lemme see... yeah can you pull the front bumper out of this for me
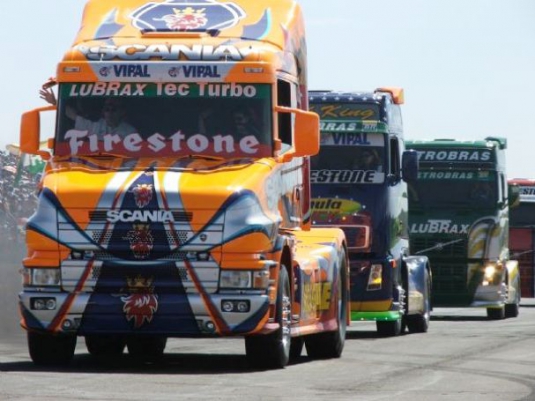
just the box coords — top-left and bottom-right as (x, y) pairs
(19, 290), (271, 337)
(470, 282), (508, 308)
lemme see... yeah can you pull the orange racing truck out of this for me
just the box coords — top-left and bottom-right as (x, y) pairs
(18, 0), (349, 369)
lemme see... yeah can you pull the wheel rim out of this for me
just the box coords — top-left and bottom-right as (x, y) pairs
(281, 279), (291, 353)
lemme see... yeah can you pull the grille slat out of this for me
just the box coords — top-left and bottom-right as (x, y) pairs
(411, 236), (467, 257)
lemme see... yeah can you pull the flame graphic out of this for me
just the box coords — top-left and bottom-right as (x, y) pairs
(121, 275), (159, 328)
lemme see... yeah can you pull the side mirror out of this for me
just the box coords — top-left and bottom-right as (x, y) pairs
(401, 149), (419, 183)
(20, 106), (55, 159)
(276, 106), (319, 161)
(508, 183), (520, 208)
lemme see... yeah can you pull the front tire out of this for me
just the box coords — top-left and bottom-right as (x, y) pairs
(126, 336), (167, 363)
(505, 302), (519, 318)
(85, 335), (126, 357)
(376, 319), (402, 336)
(305, 249), (348, 359)
(245, 267), (291, 369)
(28, 332), (76, 366)
(487, 306), (505, 320)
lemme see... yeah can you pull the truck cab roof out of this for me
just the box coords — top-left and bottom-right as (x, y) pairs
(309, 87), (404, 105)
(406, 137), (507, 150)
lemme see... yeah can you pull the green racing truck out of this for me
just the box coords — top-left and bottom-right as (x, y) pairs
(406, 137), (521, 319)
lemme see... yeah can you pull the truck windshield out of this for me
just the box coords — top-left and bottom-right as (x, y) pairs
(311, 132), (385, 184)
(510, 186), (535, 225)
(510, 202), (535, 226)
(409, 170), (498, 208)
(55, 82), (273, 159)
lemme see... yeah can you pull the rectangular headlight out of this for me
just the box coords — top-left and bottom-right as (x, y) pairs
(220, 270), (252, 289)
(367, 264), (382, 291)
(25, 268), (61, 287)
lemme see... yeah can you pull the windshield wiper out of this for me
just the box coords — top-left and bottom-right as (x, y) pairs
(414, 238), (464, 255)
(511, 249), (534, 259)
(186, 155), (226, 161)
(90, 152), (130, 159)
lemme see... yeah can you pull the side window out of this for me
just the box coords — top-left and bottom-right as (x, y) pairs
(500, 173), (506, 203)
(391, 105), (403, 134)
(389, 136), (401, 179)
(277, 79), (293, 148)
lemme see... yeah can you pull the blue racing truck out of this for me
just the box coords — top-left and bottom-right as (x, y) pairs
(309, 88), (431, 335)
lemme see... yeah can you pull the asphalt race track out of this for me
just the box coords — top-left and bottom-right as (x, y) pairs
(1, 246), (534, 401)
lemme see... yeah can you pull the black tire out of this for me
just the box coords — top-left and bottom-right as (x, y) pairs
(376, 282), (404, 337)
(127, 336), (167, 363)
(505, 302), (519, 318)
(28, 331), (77, 366)
(376, 319), (402, 337)
(245, 267), (291, 369)
(85, 335), (126, 357)
(406, 269), (431, 333)
(289, 336), (304, 359)
(487, 307), (505, 320)
(305, 249), (348, 359)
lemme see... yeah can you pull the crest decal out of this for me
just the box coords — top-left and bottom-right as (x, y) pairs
(121, 275), (159, 328)
(125, 224), (154, 259)
(132, 183), (154, 208)
(130, 0), (246, 32)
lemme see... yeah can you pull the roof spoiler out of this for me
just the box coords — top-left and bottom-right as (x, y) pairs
(375, 87), (404, 105)
(485, 136), (507, 150)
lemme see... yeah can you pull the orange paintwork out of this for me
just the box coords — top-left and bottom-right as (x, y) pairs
(19, 1), (348, 367)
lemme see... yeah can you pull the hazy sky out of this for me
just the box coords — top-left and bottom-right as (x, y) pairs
(1, 1), (534, 177)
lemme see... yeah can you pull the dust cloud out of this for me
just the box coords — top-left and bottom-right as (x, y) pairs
(0, 244), (26, 342)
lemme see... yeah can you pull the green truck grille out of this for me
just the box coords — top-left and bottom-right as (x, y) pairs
(410, 236), (468, 258)
(411, 236), (472, 305)
(431, 263), (467, 292)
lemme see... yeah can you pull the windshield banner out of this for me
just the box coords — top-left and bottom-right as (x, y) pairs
(62, 82), (267, 99)
(56, 83), (272, 158)
(320, 132), (384, 147)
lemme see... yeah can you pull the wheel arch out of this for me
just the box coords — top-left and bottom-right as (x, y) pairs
(402, 254), (431, 313)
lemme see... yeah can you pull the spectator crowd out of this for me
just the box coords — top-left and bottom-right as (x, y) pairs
(0, 150), (41, 248)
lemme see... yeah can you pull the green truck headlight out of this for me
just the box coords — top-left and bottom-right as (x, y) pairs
(484, 265), (496, 280)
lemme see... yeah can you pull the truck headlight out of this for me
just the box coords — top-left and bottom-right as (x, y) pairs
(484, 265), (496, 280)
(220, 271), (252, 289)
(24, 268), (61, 287)
(219, 269), (270, 289)
(483, 264), (501, 286)
(367, 264), (382, 291)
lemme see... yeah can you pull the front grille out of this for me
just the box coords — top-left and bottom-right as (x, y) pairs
(343, 226), (370, 250)
(411, 236), (467, 258)
(92, 229), (190, 246)
(91, 250), (189, 261)
(432, 263), (467, 294)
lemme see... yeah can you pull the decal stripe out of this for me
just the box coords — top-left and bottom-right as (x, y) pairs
(48, 260), (95, 332)
(157, 170), (183, 251)
(96, 169), (145, 248)
(184, 260), (230, 334)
